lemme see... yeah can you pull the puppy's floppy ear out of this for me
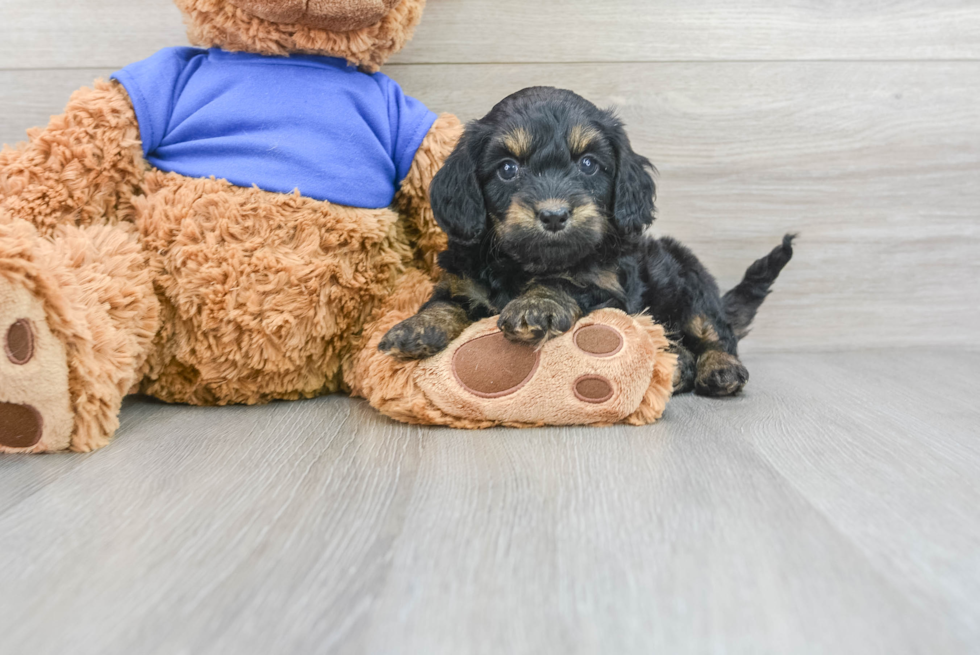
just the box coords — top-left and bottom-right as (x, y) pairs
(430, 127), (487, 246)
(608, 118), (656, 234)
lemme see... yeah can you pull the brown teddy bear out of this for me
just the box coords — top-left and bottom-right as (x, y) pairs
(0, 0), (675, 453)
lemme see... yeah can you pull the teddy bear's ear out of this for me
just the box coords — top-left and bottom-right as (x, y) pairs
(430, 128), (487, 247)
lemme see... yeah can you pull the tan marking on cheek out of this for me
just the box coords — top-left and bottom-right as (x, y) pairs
(569, 124), (602, 154)
(500, 127), (532, 158)
(569, 202), (605, 231)
(505, 199), (537, 229)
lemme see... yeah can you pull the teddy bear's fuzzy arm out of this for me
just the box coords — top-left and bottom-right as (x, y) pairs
(394, 112), (463, 274)
(0, 80), (146, 236)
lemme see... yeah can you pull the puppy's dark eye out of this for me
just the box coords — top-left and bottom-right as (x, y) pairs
(579, 156), (599, 176)
(498, 159), (520, 182)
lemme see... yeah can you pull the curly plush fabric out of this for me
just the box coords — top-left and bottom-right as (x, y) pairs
(0, 220), (158, 452)
(175, 0), (426, 72)
(229, 0), (403, 32)
(0, 73), (463, 450)
(134, 170), (410, 405)
(0, 81), (146, 235)
(0, 0), (675, 452)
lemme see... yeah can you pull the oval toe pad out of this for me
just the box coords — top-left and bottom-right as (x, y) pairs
(574, 324), (623, 357)
(0, 402), (43, 449)
(452, 332), (540, 398)
(573, 375), (615, 403)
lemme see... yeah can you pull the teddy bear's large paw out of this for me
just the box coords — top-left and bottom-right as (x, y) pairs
(413, 309), (675, 426)
(0, 276), (73, 453)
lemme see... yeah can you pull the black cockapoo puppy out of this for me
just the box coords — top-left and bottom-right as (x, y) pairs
(380, 87), (794, 396)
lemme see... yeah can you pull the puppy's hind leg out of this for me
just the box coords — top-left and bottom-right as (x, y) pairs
(684, 315), (749, 397)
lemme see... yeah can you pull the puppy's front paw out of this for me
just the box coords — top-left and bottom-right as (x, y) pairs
(498, 295), (578, 346)
(379, 303), (472, 360)
(379, 316), (453, 360)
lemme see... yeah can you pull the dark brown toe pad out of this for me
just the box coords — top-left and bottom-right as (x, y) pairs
(5, 319), (35, 365)
(573, 375), (615, 403)
(574, 324), (623, 357)
(0, 402), (43, 449)
(452, 332), (540, 398)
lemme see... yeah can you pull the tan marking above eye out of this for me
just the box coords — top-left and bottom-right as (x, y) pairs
(504, 199), (537, 228)
(568, 124), (601, 154)
(500, 128), (532, 158)
(5, 319), (35, 365)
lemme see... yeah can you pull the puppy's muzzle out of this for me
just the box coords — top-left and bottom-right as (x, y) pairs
(536, 200), (571, 233)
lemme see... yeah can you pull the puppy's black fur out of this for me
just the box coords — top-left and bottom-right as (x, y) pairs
(379, 87), (794, 396)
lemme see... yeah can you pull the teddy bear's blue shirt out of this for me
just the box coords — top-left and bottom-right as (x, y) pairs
(112, 47), (437, 209)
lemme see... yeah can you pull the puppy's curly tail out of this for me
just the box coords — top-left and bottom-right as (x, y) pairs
(722, 234), (796, 340)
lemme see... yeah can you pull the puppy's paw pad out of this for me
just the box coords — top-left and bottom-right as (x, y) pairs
(452, 332), (539, 398)
(695, 351), (749, 397)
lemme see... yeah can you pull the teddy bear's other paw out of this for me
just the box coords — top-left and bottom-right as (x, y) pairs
(498, 293), (578, 347)
(694, 350), (749, 397)
(0, 277), (73, 453)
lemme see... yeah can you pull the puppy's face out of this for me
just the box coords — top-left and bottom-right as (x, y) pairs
(481, 113), (617, 272)
(431, 87), (656, 274)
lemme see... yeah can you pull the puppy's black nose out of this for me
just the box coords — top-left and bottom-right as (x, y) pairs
(537, 207), (571, 232)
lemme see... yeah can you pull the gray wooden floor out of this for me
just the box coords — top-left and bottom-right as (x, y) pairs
(1, 349), (977, 654)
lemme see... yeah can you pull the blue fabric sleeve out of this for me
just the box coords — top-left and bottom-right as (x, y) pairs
(381, 74), (438, 186)
(111, 47), (206, 157)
